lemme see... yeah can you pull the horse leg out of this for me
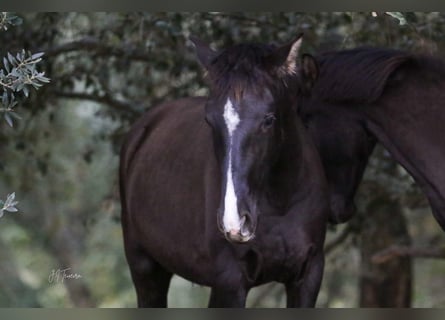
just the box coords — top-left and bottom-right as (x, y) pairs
(208, 287), (248, 307)
(126, 249), (173, 307)
(285, 250), (324, 307)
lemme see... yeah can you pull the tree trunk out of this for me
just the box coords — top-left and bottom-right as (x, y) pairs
(50, 225), (97, 307)
(359, 194), (412, 307)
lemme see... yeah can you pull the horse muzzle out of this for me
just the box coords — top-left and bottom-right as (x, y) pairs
(223, 211), (256, 243)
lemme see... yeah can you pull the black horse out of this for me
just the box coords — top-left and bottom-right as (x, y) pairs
(300, 47), (445, 229)
(119, 35), (330, 307)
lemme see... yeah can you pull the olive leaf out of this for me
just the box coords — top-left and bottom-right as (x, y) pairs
(0, 192), (19, 217)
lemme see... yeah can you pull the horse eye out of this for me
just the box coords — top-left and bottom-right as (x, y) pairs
(262, 113), (276, 131)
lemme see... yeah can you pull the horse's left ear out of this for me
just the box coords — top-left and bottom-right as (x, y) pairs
(267, 33), (303, 77)
(189, 36), (218, 69)
(301, 53), (319, 91)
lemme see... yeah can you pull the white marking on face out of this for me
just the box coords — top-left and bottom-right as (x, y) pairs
(222, 99), (241, 233)
(224, 99), (240, 134)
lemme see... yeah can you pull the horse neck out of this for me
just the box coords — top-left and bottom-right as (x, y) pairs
(294, 118), (328, 194)
(362, 75), (445, 229)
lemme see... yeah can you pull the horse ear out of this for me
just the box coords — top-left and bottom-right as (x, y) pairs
(267, 33), (303, 77)
(301, 53), (319, 91)
(189, 36), (218, 69)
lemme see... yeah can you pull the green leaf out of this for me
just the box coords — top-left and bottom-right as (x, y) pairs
(6, 192), (15, 203)
(2, 91), (8, 106)
(31, 58), (42, 64)
(386, 12), (407, 25)
(4, 112), (13, 127)
(1, 192), (19, 213)
(9, 111), (21, 120)
(7, 52), (15, 65)
(16, 82), (24, 92)
(39, 76), (50, 83)
(11, 16), (23, 26)
(31, 52), (45, 60)
(3, 57), (9, 73)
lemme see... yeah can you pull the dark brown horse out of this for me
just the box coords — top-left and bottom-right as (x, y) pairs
(300, 47), (445, 229)
(120, 35), (330, 307)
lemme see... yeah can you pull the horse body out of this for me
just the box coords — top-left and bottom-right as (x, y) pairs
(121, 97), (223, 285)
(120, 36), (329, 307)
(302, 47), (445, 229)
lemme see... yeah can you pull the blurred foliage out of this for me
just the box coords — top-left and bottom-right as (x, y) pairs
(0, 12), (50, 223)
(0, 12), (443, 307)
(0, 50), (50, 126)
(0, 12), (22, 31)
(0, 12), (49, 127)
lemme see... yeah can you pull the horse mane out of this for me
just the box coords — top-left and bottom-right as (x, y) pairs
(313, 47), (413, 104)
(206, 43), (295, 100)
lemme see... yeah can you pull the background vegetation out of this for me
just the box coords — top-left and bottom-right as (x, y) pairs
(0, 12), (444, 307)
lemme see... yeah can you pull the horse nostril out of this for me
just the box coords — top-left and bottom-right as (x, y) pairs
(240, 211), (254, 237)
(221, 210), (256, 243)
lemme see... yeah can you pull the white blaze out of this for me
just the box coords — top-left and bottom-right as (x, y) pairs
(222, 99), (241, 232)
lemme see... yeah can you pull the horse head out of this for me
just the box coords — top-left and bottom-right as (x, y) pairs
(191, 34), (317, 242)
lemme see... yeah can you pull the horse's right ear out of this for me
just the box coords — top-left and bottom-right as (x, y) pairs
(301, 54), (319, 92)
(189, 36), (218, 69)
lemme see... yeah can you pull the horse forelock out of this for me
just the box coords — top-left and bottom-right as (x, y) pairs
(206, 43), (296, 102)
(314, 47), (412, 104)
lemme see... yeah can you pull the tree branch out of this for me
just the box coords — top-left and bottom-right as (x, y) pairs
(43, 37), (153, 62)
(52, 90), (143, 118)
(372, 245), (445, 264)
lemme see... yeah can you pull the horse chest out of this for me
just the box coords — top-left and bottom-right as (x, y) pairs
(234, 234), (306, 285)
